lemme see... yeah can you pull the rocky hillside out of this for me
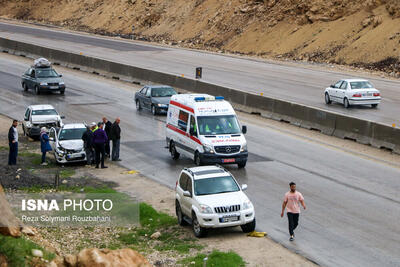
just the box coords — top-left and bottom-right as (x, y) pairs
(0, 0), (400, 74)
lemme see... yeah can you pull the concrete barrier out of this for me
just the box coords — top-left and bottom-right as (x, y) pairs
(0, 37), (399, 154)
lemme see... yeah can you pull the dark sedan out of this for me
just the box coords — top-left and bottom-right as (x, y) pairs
(134, 85), (177, 115)
(21, 66), (66, 95)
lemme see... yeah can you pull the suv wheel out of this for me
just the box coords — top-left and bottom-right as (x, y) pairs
(136, 100), (142, 111)
(151, 105), (157, 115)
(194, 151), (202, 166)
(372, 104), (378, 108)
(192, 212), (207, 238)
(170, 141), (180, 160)
(34, 86), (40, 95)
(240, 218), (256, 233)
(176, 201), (187, 226)
(23, 83), (28, 92)
(238, 161), (246, 169)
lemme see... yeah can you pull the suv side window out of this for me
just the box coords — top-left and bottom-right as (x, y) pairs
(24, 69), (32, 76)
(334, 81), (343, 88)
(31, 69), (36, 78)
(178, 110), (189, 132)
(340, 81), (348, 90)
(24, 108), (30, 121)
(140, 87), (147, 94)
(186, 177), (193, 195)
(146, 88), (151, 97)
(179, 173), (188, 191)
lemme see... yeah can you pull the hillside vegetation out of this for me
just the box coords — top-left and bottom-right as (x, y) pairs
(1, 0), (400, 74)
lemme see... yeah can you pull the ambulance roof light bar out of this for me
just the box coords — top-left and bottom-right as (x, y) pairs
(194, 96), (224, 102)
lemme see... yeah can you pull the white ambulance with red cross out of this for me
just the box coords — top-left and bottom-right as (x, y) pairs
(166, 94), (248, 168)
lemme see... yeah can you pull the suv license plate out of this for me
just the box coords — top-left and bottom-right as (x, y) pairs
(220, 216), (239, 223)
(223, 158), (235, 163)
(50, 86), (58, 89)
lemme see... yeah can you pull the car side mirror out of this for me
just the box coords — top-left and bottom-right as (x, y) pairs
(59, 74), (63, 77)
(183, 191), (192, 198)
(60, 116), (65, 119)
(241, 184), (248, 191)
(24, 118), (29, 121)
(331, 84), (335, 88)
(242, 125), (247, 134)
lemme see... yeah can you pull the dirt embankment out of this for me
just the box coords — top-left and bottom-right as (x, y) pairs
(1, 0), (400, 74)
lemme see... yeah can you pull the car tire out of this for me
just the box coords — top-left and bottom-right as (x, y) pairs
(136, 100), (142, 111)
(170, 141), (180, 160)
(176, 201), (188, 226)
(192, 212), (207, 238)
(325, 93), (331, 104)
(238, 161), (247, 169)
(372, 104), (378, 108)
(344, 98), (350, 108)
(23, 83), (28, 92)
(60, 90), (65, 95)
(194, 151), (203, 166)
(151, 105), (157, 115)
(241, 218), (256, 233)
(34, 85), (40, 95)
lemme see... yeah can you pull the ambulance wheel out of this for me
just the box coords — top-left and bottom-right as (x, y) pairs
(170, 141), (180, 160)
(194, 151), (203, 166)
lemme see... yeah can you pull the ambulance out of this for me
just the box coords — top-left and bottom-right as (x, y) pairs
(166, 94), (248, 168)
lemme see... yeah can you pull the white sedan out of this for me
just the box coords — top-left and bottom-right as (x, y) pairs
(324, 79), (381, 108)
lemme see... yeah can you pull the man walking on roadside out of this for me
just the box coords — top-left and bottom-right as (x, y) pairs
(110, 117), (121, 161)
(82, 122), (96, 165)
(93, 122), (108, 169)
(102, 117), (112, 158)
(8, 120), (18, 165)
(281, 182), (306, 241)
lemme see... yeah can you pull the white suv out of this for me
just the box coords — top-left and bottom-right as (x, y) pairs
(175, 166), (255, 237)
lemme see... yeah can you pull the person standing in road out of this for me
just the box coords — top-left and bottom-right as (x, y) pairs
(82, 122), (96, 165)
(281, 182), (306, 241)
(110, 117), (121, 161)
(102, 117), (112, 158)
(39, 127), (52, 166)
(8, 120), (18, 165)
(93, 122), (108, 169)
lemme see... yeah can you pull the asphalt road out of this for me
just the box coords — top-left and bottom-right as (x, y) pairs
(0, 54), (399, 267)
(0, 21), (400, 127)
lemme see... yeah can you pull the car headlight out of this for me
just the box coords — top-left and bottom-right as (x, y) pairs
(240, 143), (248, 152)
(199, 204), (213, 214)
(203, 144), (214, 153)
(40, 82), (48, 86)
(59, 82), (65, 85)
(56, 146), (65, 155)
(243, 200), (252, 210)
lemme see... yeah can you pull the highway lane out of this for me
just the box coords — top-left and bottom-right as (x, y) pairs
(1, 21), (400, 127)
(0, 54), (399, 266)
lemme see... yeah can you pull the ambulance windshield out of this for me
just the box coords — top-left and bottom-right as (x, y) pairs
(197, 115), (241, 135)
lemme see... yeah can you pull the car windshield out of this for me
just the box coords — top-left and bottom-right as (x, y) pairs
(195, 176), (240, 196)
(31, 109), (58, 116)
(151, 87), (177, 97)
(350, 81), (374, 89)
(58, 128), (86, 141)
(197, 115), (241, 135)
(36, 69), (59, 78)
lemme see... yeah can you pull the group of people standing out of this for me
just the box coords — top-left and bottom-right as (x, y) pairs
(82, 117), (121, 169)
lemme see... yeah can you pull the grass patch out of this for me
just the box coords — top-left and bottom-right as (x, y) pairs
(179, 250), (246, 267)
(0, 146), (8, 151)
(59, 169), (75, 179)
(0, 235), (55, 267)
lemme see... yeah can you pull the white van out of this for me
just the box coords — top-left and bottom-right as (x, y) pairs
(166, 94), (248, 168)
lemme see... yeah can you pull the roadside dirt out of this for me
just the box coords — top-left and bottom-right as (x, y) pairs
(0, 0), (400, 75)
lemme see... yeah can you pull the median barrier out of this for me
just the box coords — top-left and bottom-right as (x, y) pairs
(1, 36), (399, 154)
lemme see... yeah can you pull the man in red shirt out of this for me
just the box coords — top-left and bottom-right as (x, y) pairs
(281, 182), (306, 241)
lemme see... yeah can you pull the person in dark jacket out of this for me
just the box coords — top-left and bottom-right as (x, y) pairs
(8, 120), (18, 165)
(40, 127), (52, 165)
(110, 118), (121, 161)
(82, 122), (96, 165)
(102, 117), (112, 158)
(93, 122), (108, 169)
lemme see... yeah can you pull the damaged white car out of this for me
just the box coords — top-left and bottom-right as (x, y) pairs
(49, 123), (87, 164)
